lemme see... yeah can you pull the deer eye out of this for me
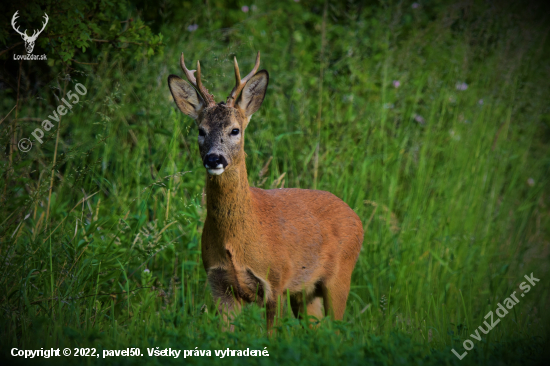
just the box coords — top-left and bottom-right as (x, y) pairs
(230, 129), (240, 136)
(198, 129), (206, 137)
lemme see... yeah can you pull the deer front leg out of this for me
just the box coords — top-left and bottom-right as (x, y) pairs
(218, 293), (242, 332)
(265, 299), (277, 335)
(208, 268), (242, 331)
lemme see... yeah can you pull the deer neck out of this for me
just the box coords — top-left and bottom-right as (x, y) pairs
(205, 158), (256, 241)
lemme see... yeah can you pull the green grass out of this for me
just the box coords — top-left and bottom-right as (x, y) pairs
(1, 1), (550, 365)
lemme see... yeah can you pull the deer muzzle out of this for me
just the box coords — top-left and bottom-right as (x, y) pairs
(204, 154), (228, 176)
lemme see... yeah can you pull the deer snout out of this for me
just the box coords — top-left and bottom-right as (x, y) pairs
(204, 154), (228, 175)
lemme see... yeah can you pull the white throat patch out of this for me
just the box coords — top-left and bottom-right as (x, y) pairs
(206, 164), (224, 175)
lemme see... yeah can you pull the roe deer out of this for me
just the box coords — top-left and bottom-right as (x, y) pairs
(167, 51), (363, 331)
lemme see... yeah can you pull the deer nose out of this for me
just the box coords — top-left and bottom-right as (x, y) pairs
(204, 154), (228, 169)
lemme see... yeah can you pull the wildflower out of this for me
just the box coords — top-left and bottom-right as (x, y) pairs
(392, 80), (401, 88)
(527, 178), (535, 187)
(414, 114), (425, 125)
(241, 5), (249, 12)
(342, 94), (354, 103)
(449, 129), (461, 141)
(380, 295), (387, 314)
(187, 24), (198, 32)
(143, 268), (150, 273)
(456, 82), (468, 91)
(478, 99), (484, 105)
(412, 3), (419, 8)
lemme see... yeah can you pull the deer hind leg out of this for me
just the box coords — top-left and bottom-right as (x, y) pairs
(208, 268), (242, 331)
(307, 297), (324, 320)
(322, 270), (352, 321)
(290, 293), (324, 326)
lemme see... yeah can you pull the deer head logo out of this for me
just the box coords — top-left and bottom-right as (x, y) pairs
(11, 11), (49, 54)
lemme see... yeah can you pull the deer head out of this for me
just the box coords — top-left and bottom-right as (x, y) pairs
(168, 52), (268, 176)
(12, 11), (49, 54)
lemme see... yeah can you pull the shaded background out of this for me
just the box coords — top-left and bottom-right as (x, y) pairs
(1, 0), (549, 364)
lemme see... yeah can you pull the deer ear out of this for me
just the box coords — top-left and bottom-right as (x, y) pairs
(237, 70), (269, 125)
(168, 75), (205, 121)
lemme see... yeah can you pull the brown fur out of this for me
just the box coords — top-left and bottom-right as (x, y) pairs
(168, 57), (364, 331)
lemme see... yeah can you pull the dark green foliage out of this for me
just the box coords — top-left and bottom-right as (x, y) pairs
(0, 0), (163, 59)
(0, 0), (163, 103)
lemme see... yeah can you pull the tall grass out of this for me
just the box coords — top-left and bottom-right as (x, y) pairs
(1, 1), (549, 364)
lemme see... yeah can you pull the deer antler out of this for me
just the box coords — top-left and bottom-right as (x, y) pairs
(11, 11), (48, 41)
(226, 51), (260, 108)
(29, 13), (49, 40)
(180, 53), (216, 107)
(11, 11), (27, 38)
